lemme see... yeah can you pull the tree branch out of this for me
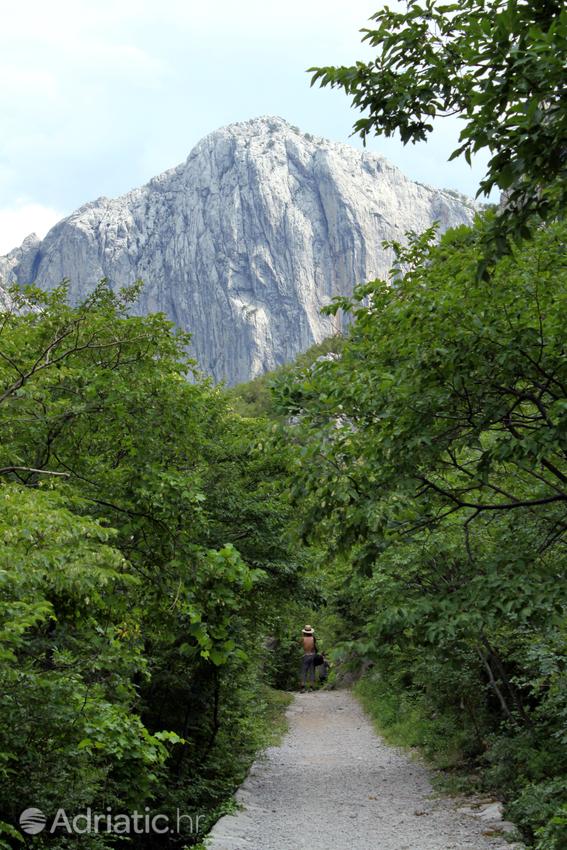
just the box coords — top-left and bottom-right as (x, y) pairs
(0, 466), (70, 477)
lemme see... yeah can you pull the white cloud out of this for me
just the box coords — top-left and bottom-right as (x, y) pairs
(0, 202), (63, 255)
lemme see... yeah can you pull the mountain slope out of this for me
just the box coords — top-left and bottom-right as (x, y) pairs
(0, 117), (476, 384)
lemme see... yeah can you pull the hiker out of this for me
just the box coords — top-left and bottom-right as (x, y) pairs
(300, 624), (317, 690)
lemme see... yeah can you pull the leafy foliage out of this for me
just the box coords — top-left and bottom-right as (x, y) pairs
(0, 282), (307, 847)
(310, 0), (567, 251)
(274, 217), (567, 846)
(305, 11), (567, 839)
(226, 335), (344, 419)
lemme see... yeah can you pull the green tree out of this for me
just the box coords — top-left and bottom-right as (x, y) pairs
(0, 485), (177, 849)
(310, 0), (567, 250)
(0, 281), (306, 847)
(274, 218), (567, 845)
(276, 221), (567, 555)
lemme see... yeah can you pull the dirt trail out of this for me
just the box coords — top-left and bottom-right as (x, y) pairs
(206, 690), (520, 850)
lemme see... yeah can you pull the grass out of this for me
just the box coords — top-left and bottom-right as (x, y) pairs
(257, 686), (293, 747)
(354, 674), (481, 796)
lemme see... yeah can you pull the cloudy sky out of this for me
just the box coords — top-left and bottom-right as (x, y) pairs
(0, 0), (491, 255)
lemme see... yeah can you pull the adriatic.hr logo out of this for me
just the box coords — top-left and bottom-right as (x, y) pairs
(18, 806), (204, 835)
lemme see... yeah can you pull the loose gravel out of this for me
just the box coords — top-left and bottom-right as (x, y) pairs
(205, 690), (518, 850)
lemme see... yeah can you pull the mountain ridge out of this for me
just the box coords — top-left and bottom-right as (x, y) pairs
(0, 116), (477, 384)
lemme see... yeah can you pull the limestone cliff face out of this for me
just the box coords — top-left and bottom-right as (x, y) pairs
(0, 117), (475, 384)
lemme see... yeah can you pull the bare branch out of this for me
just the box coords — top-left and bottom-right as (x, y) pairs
(419, 476), (566, 511)
(0, 466), (70, 477)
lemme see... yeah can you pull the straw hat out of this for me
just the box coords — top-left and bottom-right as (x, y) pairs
(302, 625), (315, 635)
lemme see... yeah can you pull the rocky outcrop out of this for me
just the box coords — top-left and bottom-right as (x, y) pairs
(0, 117), (476, 384)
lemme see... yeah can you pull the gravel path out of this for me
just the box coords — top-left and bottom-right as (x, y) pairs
(205, 690), (518, 850)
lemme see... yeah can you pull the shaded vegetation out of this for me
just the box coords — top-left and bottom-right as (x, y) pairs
(289, 8), (567, 842)
(0, 282), (313, 848)
(273, 218), (567, 848)
(226, 335), (344, 419)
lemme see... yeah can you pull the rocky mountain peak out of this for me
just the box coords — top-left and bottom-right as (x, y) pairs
(0, 117), (476, 384)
